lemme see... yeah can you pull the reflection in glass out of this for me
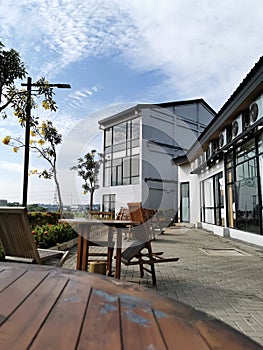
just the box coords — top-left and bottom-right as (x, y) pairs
(102, 194), (116, 213)
(103, 118), (140, 187)
(235, 158), (259, 233)
(201, 172), (224, 226)
(236, 139), (255, 164)
(180, 182), (190, 222)
(227, 184), (235, 228)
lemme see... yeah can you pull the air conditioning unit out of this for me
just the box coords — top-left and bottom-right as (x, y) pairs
(249, 94), (263, 125)
(206, 142), (214, 159)
(191, 160), (196, 171)
(193, 158), (198, 169)
(218, 129), (227, 149)
(197, 156), (202, 167)
(202, 151), (207, 163)
(232, 114), (243, 140)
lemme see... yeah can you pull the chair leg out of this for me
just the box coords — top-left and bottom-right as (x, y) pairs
(150, 263), (157, 285)
(107, 247), (114, 276)
(138, 256), (144, 277)
(146, 241), (156, 285)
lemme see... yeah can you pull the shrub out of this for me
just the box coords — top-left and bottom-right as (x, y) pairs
(28, 212), (60, 228)
(0, 222), (77, 261)
(32, 223), (78, 249)
(28, 211), (74, 228)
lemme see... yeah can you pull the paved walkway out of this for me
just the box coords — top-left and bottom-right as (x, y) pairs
(63, 226), (263, 346)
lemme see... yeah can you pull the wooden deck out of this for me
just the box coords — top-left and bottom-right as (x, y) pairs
(0, 262), (262, 349)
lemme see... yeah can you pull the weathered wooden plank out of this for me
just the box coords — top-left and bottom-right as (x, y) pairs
(30, 279), (92, 350)
(0, 272), (67, 350)
(0, 269), (49, 320)
(196, 319), (263, 350)
(154, 311), (210, 350)
(77, 288), (121, 350)
(0, 267), (27, 293)
(120, 295), (166, 350)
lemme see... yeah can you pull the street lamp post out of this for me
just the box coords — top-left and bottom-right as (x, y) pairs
(21, 77), (71, 207)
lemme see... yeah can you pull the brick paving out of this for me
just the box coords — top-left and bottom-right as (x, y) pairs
(63, 226), (263, 346)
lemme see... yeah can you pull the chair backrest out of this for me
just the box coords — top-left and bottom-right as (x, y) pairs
(0, 207), (41, 263)
(116, 207), (131, 220)
(127, 202), (144, 223)
(127, 203), (152, 242)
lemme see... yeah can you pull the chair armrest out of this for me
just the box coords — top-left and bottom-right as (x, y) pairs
(5, 256), (35, 263)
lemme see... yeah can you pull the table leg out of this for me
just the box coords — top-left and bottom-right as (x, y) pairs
(115, 227), (122, 279)
(81, 238), (89, 271)
(76, 234), (83, 270)
(107, 227), (114, 276)
(76, 225), (90, 271)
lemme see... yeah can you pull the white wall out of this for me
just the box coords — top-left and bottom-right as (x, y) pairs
(178, 163), (200, 224)
(97, 184), (141, 216)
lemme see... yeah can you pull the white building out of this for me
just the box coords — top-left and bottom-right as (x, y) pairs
(174, 56), (263, 247)
(97, 100), (215, 216)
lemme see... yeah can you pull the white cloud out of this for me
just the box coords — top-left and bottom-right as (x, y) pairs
(113, 0), (263, 108)
(0, 160), (23, 173)
(1, 0), (263, 203)
(1, 0), (262, 110)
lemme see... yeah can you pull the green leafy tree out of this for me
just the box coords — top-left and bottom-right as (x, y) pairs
(0, 41), (27, 109)
(71, 150), (102, 211)
(0, 41), (57, 121)
(27, 204), (47, 212)
(2, 120), (64, 212)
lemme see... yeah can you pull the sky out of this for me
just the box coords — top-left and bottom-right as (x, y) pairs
(0, 0), (263, 206)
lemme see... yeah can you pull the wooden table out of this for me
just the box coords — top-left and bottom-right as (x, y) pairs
(0, 262), (261, 350)
(59, 218), (138, 278)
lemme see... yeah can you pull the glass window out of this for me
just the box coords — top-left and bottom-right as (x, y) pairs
(227, 184), (235, 228)
(202, 177), (215, 224)
(131, 118), (140, 139)
(123, 158), (130, 179)
(236, 139), (255, 164)
(226, 134), (262, 234)
(113, 123), (126, 145)
(112, 158), (123, 186)
(226, 152), (233, 169)
(201, 172), (224, 226)
(235, 158), (259, 233)
(180, 182), (190, 222)
(131, 155), (140, 177)
(105, 128), (112, 148)
(104, 167), (111, 187)
(102, 194), (116, 213)
(103, 118), (140, 187)
(257, 133), (263, 154)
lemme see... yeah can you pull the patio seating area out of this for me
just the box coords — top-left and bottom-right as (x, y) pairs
(63, 225), (263, 346)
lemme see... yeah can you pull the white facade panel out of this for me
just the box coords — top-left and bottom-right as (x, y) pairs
(178, 163), (200, 224)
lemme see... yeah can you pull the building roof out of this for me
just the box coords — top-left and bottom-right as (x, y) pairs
(98, 98), (215, 127)
(186, 55), (263, 158)
(155, 98), (216, 115)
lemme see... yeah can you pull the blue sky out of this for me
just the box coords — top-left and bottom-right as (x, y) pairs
(0, 0), (263, 205)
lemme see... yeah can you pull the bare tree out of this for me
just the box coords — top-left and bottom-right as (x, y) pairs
(2, 120), (63, 212)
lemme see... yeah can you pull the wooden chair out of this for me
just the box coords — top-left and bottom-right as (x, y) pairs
(116, 207), (132, 240)
(120, 203), (179, 285)
(0, 207), (69, 267)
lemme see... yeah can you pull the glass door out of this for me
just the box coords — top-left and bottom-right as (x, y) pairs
(180, 182), (190, 222)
